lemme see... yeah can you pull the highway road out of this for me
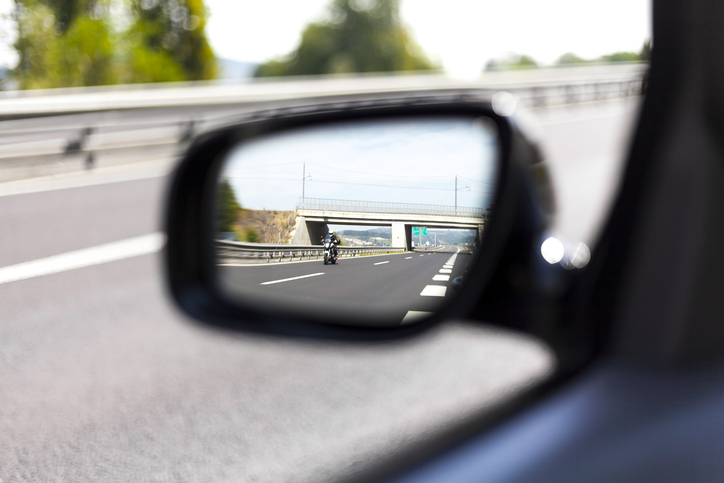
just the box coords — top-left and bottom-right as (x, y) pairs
(0, 97), (638, 482)
(220, 246), (472, 324)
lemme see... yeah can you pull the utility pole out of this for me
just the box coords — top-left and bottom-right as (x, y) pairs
(454, 175), (470, 215)
(302, 163), (312, 209)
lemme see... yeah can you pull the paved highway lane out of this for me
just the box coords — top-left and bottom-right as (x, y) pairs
(219, 247), (474, 323)
(0, 162), (171, 267)
(0, 99), (636, 482)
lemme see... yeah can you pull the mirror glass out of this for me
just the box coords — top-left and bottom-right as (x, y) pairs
(215, 116), (498, 326)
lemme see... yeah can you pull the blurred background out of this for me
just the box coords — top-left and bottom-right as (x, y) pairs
(0, 0), (650, 86)
(0, 1), (650, 482)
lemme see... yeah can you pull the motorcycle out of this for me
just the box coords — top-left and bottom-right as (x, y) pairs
(322, 234), (339, 265)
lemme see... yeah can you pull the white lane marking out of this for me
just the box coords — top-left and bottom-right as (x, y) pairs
(401, 311), (432, 324)
(443, 265), (454, 269)
(432, 274), (450, 281)
(374, 261), (390, 266)
(405, 256), (413, 259)
(440, 269), (452, 274)
(420, 285), (447, 297)
(260, 272), (324, 285)
(419, 255), (424, 257)
(0, 233), (164, 285)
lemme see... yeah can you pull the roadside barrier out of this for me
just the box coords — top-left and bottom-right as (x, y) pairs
(217, 240), (405, 263)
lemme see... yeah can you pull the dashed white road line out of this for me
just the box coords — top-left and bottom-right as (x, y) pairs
(405, 256), (413, 260)
(374, 261), (390, 265)
(439, 269), (452, 274)
(420, 285), (447, 297)
(432, 274), (450, 281)
(260, 272), (324, 285)
(401, 311), (432, 324)
(0, 233), (164, 285)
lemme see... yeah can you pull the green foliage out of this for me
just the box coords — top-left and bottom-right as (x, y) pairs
(13, 1), (119, 88)
(516, 55), (538, 67)
(126, 0), (217, 82)
(255, 0), (435, 77)
(557, 44), (652, 67)
(485, 53), (539, 72)
(120, 40), (185, 83)
(11, 0), (216, 89)
(241, 228), (260, 243)
(56, 15), (117, 86)
(640, 40), (652, 61)
(600, 51), (640, 63)
(556, 52), (588, 65)
(216, 179), (242, 234)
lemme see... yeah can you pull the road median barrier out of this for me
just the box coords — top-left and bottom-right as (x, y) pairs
(216, 240), (405, 264)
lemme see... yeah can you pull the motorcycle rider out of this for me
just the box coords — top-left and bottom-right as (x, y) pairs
(322, 230), (340, 260)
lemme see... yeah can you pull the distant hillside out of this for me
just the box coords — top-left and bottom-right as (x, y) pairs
(216, 58), (259, 83)
(232, 209), (297, 244)
(340, 228), (391, 238)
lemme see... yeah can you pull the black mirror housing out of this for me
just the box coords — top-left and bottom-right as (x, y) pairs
(163, 92), (556, 342)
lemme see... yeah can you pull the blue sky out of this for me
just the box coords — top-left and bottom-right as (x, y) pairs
(222, 116), (498, 212)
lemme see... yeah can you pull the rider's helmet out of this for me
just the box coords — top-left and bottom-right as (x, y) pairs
(329, 230), (334, 234)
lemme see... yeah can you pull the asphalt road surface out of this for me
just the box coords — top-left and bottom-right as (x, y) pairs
(0, 98), (638, 482)
(220, 246), (472, 324)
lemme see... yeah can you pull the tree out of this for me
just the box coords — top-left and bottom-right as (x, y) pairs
(125, 0), (217, 83)
(556, 52), (588, 65)
(242, 228), (260, 243)
(485, 53), (539, 72)
(255, 0), (435, 77)
(640, 40), (652, 61)
(216, 179), (242, 234)
(11, 0), (216, 89)
(516, 55), (538, 68)
(599, 51), (640, 63)
(13, 0), (117, 88)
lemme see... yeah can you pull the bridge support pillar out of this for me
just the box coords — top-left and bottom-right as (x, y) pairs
(391, 222), (411, 250)
(390, 223), (409, 249)
(290, 217), (329, 245)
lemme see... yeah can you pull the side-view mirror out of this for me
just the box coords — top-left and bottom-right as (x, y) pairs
(163, 92), (564, 343)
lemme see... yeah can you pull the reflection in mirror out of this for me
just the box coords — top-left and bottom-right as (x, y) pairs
(215, 116), (498, 326)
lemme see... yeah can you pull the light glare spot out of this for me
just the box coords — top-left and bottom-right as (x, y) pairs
(541, 237), (564, 264)
(570, 242), (591, 268)
(492, 92), (517, 117)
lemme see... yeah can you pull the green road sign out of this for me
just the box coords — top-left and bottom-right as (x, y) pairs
(422, 227), (428, 236)
(412, 227), (420, 235)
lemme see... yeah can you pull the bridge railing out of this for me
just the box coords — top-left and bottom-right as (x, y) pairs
(217, 239), (405, 264)
(297, 197), (486, 218)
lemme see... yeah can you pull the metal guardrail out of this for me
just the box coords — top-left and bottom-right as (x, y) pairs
(0, 66), (646, 182)
(217, 239), (405, 263)
(297, 197), (486, 218)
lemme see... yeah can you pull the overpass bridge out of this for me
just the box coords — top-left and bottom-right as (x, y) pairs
(291, 198), (486, 250)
